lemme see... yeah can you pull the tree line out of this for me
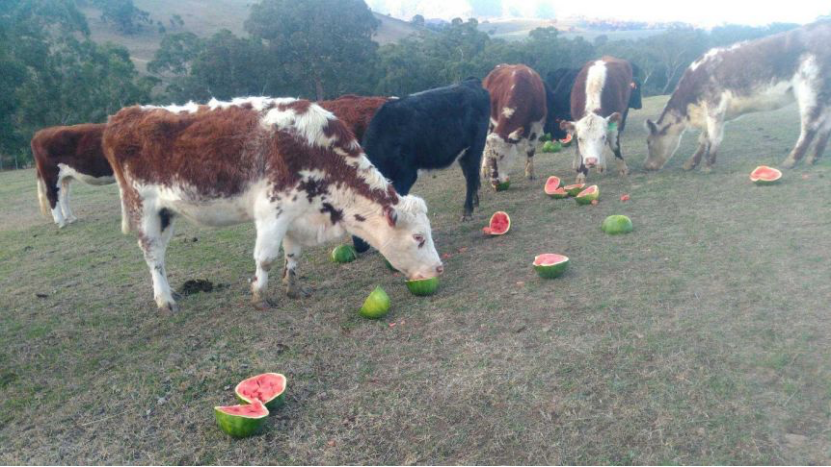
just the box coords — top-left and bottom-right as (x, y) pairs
(0, 0), (805, 168)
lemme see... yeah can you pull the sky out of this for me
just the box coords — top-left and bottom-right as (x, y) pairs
(366, 0), (830, 27)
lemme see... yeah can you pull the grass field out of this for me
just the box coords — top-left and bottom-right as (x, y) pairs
(1, 96), (830, 464)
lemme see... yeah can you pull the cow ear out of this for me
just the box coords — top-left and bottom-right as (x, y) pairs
(645, 119), (658, 134)
(384, 206), (398, 227)
(559, 120), (575, 134)
(608, 112), (622, 124)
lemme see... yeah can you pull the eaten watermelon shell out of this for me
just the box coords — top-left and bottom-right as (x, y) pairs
(559, 134), (573, 147)
(406, 277), (439, 296)
(575, 185), (599, 205)
(331, 244), (358, 263)
(359, 286), (391, 319)
(235, 373), (287, 411)
(544, 176), (565, 198)
(533, 253), (569, 279)
(564, 183), (585, 197)
(750, 165), (782, 185)
(215, 400), (268, 439)
(493, 179), (511, 191)
(482, 211), (511, 236)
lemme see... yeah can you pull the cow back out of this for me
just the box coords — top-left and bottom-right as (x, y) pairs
(570, 57), (634, 121)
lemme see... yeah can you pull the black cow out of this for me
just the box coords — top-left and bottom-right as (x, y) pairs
(353, 78), (490, 252)
(544, 68), (581, 140)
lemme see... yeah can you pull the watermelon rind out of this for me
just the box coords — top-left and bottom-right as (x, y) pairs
(331, 244), (358, 263)
(406, 277), (439, 296)
(235, 373), (288, 411)
(544, 176), (563, 197)
(560, 134), (573, 147)
(564, 183), (585, 197)
(493, 179), (511, 191)
(533, 254), (570, 279)
(483, 211), (511, 236)
(601, 215), (634, 235)
(359, 286), (390, 319)
(575, 185), (600, 205)
(542, 141), (561, 153)
(750, 166), (782, 185)
(214, 401), (269, 438)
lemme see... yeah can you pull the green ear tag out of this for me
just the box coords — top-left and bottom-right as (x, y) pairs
(608, 121), (618, 133)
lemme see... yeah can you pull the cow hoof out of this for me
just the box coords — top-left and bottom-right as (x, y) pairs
(618, 168), (629, 176)
(159, 301), (179, 313)
(66, 216), (78, 224)
(525, 173), (536, 180)
(806, 156), (819, 166)
(460, 214), (472, 222)
(682, 161), (696, 171)
(781, 157), (797, 169)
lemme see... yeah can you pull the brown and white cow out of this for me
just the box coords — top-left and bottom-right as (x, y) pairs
(645, 22), (831, 171)
(560, 56), (635, 183)
(31, 123), (115, 228)
(318, 95), (391, 142)
(481, 64), (547, 186)
(103, 97), (443, 312)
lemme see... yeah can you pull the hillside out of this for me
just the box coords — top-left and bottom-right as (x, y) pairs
(81, 1), (424, 72)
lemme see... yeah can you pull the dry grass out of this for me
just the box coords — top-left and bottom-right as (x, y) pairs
(1, 97), (830, 464)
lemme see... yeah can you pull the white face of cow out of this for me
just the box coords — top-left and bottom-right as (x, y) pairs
(561, 112), (621, 170)
(375, 195), (444, 281)
(482, 133), (516, 186)
(644, 118), (686, 170)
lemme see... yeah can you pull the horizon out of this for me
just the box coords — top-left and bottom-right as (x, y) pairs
(367, 0), (831, 27)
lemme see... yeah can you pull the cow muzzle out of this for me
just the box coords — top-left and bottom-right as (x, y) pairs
(585, 157), (599, 168)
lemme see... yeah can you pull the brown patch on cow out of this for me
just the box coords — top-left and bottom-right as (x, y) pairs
(277, 100), (311, 115)
(319, 95), (390, 142)
(483, 64), (547, 141)
(32, 123), (111, 208)
(570, 56), (633, 125)
(660, 23), (831, 123)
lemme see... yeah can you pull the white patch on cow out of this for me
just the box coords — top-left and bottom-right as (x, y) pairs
(508, 128), (523, 141)
(501, 107), (515, 119)
(793, 54), (822, 129)
(584, 60), (607, 113)
(574, 113), (612, 169)
(142, 101), (200, 114)
(57, 163), (115, 186)
(262, 101), (336, 148)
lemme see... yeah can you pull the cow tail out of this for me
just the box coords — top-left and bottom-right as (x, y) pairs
(36, 175), (50, 218)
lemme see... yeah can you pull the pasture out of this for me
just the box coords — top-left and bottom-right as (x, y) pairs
(1, 96), (830, 464)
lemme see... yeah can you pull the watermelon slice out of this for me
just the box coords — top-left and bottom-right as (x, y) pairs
(214, 400), (268, 438)
(533, 254), (569, 279)
(235, 373), (287, 410)
(559, 134), (573, 147)
(564, 183), (585, 197)
(544, 176), (567, 198)
(575, 185), (599, 205)
(750, 165), (782, 185)
(406, 277), (439, 296)
(482, 211), (511, 236)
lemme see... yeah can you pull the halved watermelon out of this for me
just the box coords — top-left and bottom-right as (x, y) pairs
(564, 183), (585, 197)
(493, 179), (511, 191)
(559, 134), (573, 147)
(750, 165), (782, 185)
(215, 400), (268, 438)
(533, 254), (569, 279)
(482, 211), (511, 236)
(235, 373), (287, 410)
(544, 176), (565, 198)
(575, 185), (599, 205)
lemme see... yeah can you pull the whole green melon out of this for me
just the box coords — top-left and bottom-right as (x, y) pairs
(331, 244), (357, 263)
(601, 215), (634, 235)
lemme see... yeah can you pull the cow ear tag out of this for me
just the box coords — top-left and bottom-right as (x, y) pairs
(608, 121), (618, 133)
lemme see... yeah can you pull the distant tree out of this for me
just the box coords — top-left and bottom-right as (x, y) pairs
(170, 14), (185, 28)
(411, 14), (425, 27)
(94, 0), (152, 34)
(245, 0), (379, 100)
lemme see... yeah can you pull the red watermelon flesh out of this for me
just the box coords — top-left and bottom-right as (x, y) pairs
(235, 373), (286, 408)
(533, 253), (568, 266)
(750, 165), (782, 183)
(483, 211), (511, 236)
(216, 401), (268, 417)
(544, 176), (563, 195)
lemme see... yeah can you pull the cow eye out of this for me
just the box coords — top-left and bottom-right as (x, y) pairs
(413, 234), (425, 248)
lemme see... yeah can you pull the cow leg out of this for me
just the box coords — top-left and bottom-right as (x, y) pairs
(138, 207), (176, 312)
(281, 234), (310, 299)
(59, 177), (77, 224)
(702, 118), (725, 172)
(251, 216), (289, 309)
(43, 169), (66, 228)
(459, 148), (482, 221)
(783, 80), (823, 168)
(682, 131), (709, 171)
(610, 131), (628, 176)
(806, 118), (831, 165)
(524, 144), (537, 180)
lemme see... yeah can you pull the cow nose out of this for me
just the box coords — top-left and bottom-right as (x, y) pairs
(585, 158), (598, 167)
(436, 265), (444, 275)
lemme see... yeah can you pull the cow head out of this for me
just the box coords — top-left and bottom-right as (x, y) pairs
(644, 117), (686, 170)
(481, 132), (516, 187)
(373, 195), (444, 281)
(560, 112), (621, 171)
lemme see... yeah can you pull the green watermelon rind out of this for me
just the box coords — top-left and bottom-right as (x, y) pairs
(406, 277), (439, 296)
(359, 286), (391, 319)
(601, 215), (634, 235)
(331, 244), (358, 263)
(564, 184), (585, 197)
(575, 185), (600, 205)
(214, 403), (269, 439)
(234, 373), (288, 411)
(493, 180), (511, 191)
(533, 255), (570, 279)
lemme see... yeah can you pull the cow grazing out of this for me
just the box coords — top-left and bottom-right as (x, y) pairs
(482, 64), (547, 186)
(560, 56), (638, 183)
(645, 22), (831, 171)
(359, 78), (489, 224)
(31, 123), (114, 228)
(103, 97), (443, 312)
(318, 95), (391, 142)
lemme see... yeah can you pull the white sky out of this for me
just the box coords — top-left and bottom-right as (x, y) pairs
(367, 0), (830, 26)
